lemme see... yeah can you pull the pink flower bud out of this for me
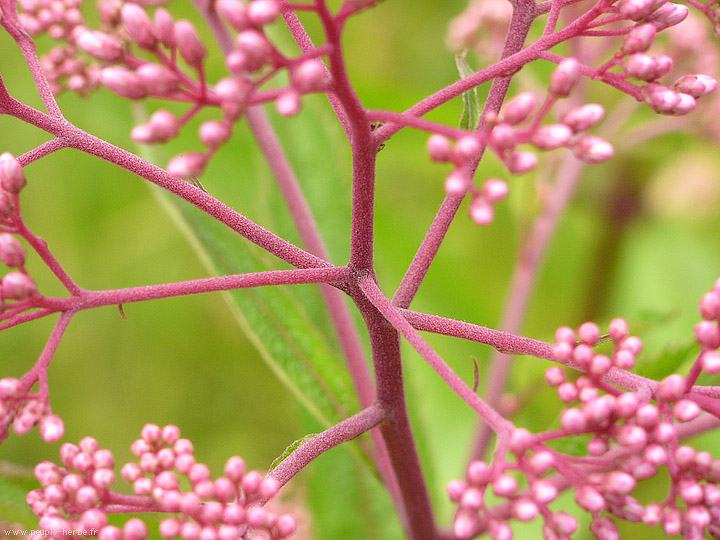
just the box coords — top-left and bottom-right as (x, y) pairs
(236, 29), (272, 71)
(702, 351), (720, 374)
(40, 414), (65, 442)
(572, 135), (613, 163)
(482, 178), (508, 203)
(427, 134), (453, 162)
(217, 0), (249, 31)
(241, 470), (263, 494)
(618, 0), (657, 21)
(148, 109), (180, 141)
(154, 8), (175, 48)
(466, 460), (491, 485)
(291, 59), (328, 93)
(625, 53), (657, 81)
(531, 123), (573, 150)
(502, 92), (536, 125)
(224, 456), (246, 481)
(673, 399), (700, 422)
(506, 150), (537, 174)
(622, 23), (656, 53)
(444, 169), (469, 196)
(575, 485), (605, 512)
(695, 320), (720, 348)
(0, 153), (27, 193)
(215, 77), (252, 105)
(657, 373), (686, 401)
(75, 30), (123, 62)
(247, 0), (280, 26)
(99, 67), (147, 99)
(469, 199), (494, 225)
(492, 473), (518, 497)
(513, 498), (539, 521)
(489, 122), (516, 150)
(549, 57), (580, 97)
(167, 153), (207, 179)
(453, 513), (477, 540)
(454, 135), (482, 161)
(590, 516), (619, 540)
(674, 74), (718, 98)
(159, 518), (181, 539)
(447, 479), (467, 501)
(3, 271), (37, 299)
(123, 519), (149, 540)
(136, 63), (180, 95)
(275, 514), (296, 537)
(199, 121), (231, 147)
(649, 2), (688, 29)
(545, 366), (565, 386)
(276, 90), (302, 116)
(460, 487), (483, 510)
(650, 54), (673, 79)
(121, 3), (157, 50)
(0, 233), (26, 267)
(175, 20), (207, 69)
(560, 407), (587, 433)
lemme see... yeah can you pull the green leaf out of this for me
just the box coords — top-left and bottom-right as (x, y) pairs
(269, 432), (318, 471)
(455, 51), (481, 131)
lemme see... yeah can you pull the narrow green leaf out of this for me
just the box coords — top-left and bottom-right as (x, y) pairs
(456, 51), (481, 131)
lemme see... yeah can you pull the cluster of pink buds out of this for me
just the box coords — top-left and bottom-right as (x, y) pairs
(17, 0), (83, 40)
(606, 13), (719, 116)
(0, 153), (39, 308)
(27, 424), (297, 540)
(448, 275), (720, 540)
(0, 377), (64, 443)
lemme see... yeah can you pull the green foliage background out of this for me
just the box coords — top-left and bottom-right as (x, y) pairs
(1, 1), (720, 538)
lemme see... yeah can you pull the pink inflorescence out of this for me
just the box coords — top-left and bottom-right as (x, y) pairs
(27, 424), (297, 540)
(447, 278), (720, 540)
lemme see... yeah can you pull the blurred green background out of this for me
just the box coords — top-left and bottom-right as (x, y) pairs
(2, 0), (720, 538)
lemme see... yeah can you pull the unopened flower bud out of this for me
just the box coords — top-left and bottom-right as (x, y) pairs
(236, 29), (272, 71)
(649, 2), (688, 29)
(247, 0), (280, 26)
(0, 153), (27, 193)
(136, 63), (180, 95)
(147, 109), (181, 142)
(549, 58), (581, 97)
(482, 178), (508, 203)
(199, 121), (231, 147)
(531, 123), (573, 150)
(625, 53), (658, 81)
(618, 0), (658, 21)
(502, 92), (536, 125)
(506, 151), (537, 174)
(427, 134), (453, 162)
(40, 415), (65, 442)
(622, 23), (656, 53)
(674, 74), (718, 98)
(657, 373), (686, 401)
(175, 20), (207, 69)
(167, 153), (207, 179)
(650, 54), (673, 79)
(572, 135), (613, 163)
(469, 197), (493, 225)
(0, 234), (26, 267)
(154, 8), (175, 48)
(217, 0), (249, 31)
(121, 3), (157, 50)
(76, 30), (123, 62)
(2, 271), (37, 299)
(99, 67), (147, 99)
(215, 77), (252, 105)
(291, 59), (328, 93)
(489, 123), (516, 150)
(453, 135), (481, 161)
(444, 169), (469, 196)
(276, 90), (302, 116)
